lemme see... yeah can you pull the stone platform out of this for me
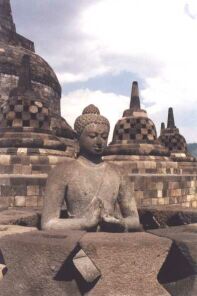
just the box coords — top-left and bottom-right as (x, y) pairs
(149, 224), (197, 296)
(0, 230), (171, 296)
(104, 155), (197, 208)
(0, 151), (75, 208)
(0, 227), (196, 296)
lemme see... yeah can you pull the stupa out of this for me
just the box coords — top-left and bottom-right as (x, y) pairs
(0, 0), (76, 209)
(105, 81), (168, 156)
(159, 107), (194, 161)
(104, 82), (197, 208)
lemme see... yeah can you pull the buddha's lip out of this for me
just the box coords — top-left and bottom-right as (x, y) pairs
(93, 147), (103, 152)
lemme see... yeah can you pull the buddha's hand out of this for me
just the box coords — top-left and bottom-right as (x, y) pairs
(102, 214), (120, 224)
(84, 196), (103, 229)
(101, 212), (125, 232)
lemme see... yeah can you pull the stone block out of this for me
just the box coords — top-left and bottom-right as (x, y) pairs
(1, 186), (13, 197)
(0, 230), (84, 296)
(164, 197), (170, 205)
(0, 155), (10, 166)
(0, 225), (37, 239)
(26, 196), (38, 207)
(0, 209), (40, 227)
(139, 206), (197, 229)
(151, 198), (158, 206)
(78, 232), (171, 296)
(13, 164), (23, 174)
(142, 199), (152, 206)
(192, 201), (197, 208)
(0, 197), (8, 208)
(0, 176), (10, 186)
(0, 264), (7, 281)
(181, 202), (190, 208)
(37, 196), (44, 207)
(149, 224), (197, 296)
(73, 249), (101, 283)
(15, 196), (26, 207)
(158, 198), (165, 205)
(156, 182), (163, 190)
(8, 196), (14, 207)
(21, 165), (32, 174)
(27, 185), (40, 196)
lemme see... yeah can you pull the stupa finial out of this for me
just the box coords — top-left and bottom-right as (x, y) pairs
(17, 55), (32, 93)
(0, 0), (16, 32)
(160, 122), (165, 135)
(167, 107), (176, 129)
(130, 81), (141, 110)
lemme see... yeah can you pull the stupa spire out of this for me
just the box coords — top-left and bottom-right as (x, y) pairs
(167, 107), (176, 129)
(160, 122), (165, 135)
(130, 81), (141, 110)
(0, 0), (15, 32)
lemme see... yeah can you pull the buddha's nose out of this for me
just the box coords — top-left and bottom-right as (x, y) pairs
(96, 136), (102, 146)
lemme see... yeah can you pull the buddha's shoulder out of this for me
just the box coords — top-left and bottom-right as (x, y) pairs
(104, 162), (121, 178)
(48, 158), (78, 176)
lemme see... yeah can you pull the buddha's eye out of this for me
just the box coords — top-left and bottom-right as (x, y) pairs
(102, 134), (108, 140)
(88, 134), (97, 138)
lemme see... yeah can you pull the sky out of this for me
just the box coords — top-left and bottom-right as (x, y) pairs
(11, 0), (197, 143)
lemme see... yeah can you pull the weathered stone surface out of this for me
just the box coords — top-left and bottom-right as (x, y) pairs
(0, 208), (40, 228)
(79, 232), (171, 296)
(0, 230), (84, 296)
(73, 249), (101, 283)
(139, 205), (197, 230)
(0, 264), (6, 281)
(105, 82), (169, 157)
(42, 105), (140, 232)
(149, 224), (197, 296)
(0, 224), (37, 238)
(158, 108), (194, 162)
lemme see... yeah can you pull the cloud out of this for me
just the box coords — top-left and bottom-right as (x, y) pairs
(185, 0), (197, 19)
(12, 0), (197, 142)
(61, 87), (197, 143)
(61, 89), (129, 141)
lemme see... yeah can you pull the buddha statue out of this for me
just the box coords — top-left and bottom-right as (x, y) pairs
(41, 105), (141, 232)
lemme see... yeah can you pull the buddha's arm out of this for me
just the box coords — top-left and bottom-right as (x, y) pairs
(118, 177), (142, 232)
(41, 167), (101, 231)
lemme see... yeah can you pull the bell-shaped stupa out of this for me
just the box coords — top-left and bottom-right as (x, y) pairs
(105, 81), (168, 156)
(0, 0), (75, 141)
(0, 54), (75, 149)
(158, 107), (194, 161)
(0, 1), (77, 209)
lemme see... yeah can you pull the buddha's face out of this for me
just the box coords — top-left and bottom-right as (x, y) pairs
(79, 123), (109, 157)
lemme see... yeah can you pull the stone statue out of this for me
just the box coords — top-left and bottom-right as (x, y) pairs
(42, 105), (141, 232)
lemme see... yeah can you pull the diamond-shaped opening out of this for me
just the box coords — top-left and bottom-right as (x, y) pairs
(54, 245), (100, 296)
(0, 249), (8, 281)
(158, 242), (195, 296)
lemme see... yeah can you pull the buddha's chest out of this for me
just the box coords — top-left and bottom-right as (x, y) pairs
(65, 170), (120, 216)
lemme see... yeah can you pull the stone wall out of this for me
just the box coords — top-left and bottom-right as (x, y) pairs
(104, 156), (197, 208)
(131, 174), (197, 208)
(0, 148), (75, 208)
(0, 174), (47, 208)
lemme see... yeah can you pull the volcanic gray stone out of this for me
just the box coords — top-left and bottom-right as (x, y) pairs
(78, 232), (171, 296)
(73, 249), (101, 283)
(0, 230), (85, 296)
(149, 224), (197, 296)
(0, 208), (40, 227)
(42, 105), (140, 232)
(139, 205), (197, 230)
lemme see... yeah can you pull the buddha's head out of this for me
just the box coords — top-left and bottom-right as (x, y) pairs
(74, 105), (110, 158)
